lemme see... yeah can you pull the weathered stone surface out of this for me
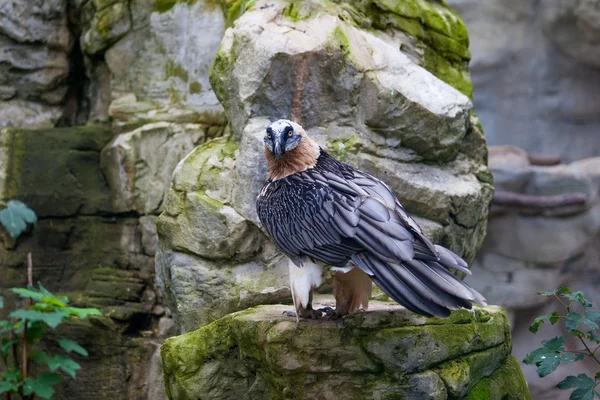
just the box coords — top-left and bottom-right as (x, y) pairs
(541, 0), (600, 69)
(100, 122), (208, 214)
(157, 0), (493, 332)
(0, 0), (72, 128)
(161, 302), (530, 400)
(0, 126), (114, 217)
(448, 0), (600, 163)
(95, 0), (227, 127)
(45, 317), (168, 400)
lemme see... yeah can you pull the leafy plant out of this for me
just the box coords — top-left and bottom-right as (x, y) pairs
(0, 201), (36, 240)
(0, 283), (102, 399)
(523, 287), (600, 400)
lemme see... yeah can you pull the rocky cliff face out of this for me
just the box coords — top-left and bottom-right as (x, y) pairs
(0, 1), (229, 398)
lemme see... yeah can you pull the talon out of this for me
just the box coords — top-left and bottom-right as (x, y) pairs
(317, 307), (344, 320)
(297, 308), (323, 320)
(317, 306), (335, 316)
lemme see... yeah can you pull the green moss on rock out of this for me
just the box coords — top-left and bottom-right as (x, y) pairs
(165, 60), (189, 82)
(326, 136), (361, 162)
(161, 303), (531, 399)
(464, 356), (532, 400)
(0, 126), (113, 217)
(189, 80), (203, 94)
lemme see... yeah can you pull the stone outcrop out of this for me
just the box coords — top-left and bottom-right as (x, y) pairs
(0, 0), (72, 128)
(0, 0), (539, 398)
(156, 0), (493, 334)
(161, 300), (530, 400)
(77, 0), (229, 128)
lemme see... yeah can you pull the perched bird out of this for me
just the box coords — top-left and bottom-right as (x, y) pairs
(256, 119), (486, 321)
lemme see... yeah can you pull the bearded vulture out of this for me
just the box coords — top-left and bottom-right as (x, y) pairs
(256, 119), (486, 321)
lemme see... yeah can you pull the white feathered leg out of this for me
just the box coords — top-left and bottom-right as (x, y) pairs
(286, 259), (323, 321)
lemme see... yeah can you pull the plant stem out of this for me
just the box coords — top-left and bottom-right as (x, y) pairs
(554, 293), (568, 309)
(21, 253), (33, 400)
(10, 330), (19, 371)
(578, 336), (600, 366)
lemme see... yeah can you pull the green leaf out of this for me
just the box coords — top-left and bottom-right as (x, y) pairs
(26, 321), (46, 343)
(9, 309), (65, 329)
(0, 200), (36, 239)
(0, 380), (21, 394)
(537, 287), (571, 297)
(566, 312), (599, 333)
(556, 374), (597, 400)
(0, 369), (22, 394)
(523, 336), (564, 377)
(62, 307), (102, 319)
(33, 351), (81, 377)
(57, 338), (88, 356)
(10, 287), (45, 302)
(563, 292), (593, 308)
(22, 372), (62, 400)
(1, 338), (17, 357)
(529, 312), (560, 333)
(560, 352), (585, 364)
(588, 332), (600, 343)
(585, 309), (600, 326)
(10, 286), (68, 307)
(0, 319), (15, 335)
(1, 369), (21, 381)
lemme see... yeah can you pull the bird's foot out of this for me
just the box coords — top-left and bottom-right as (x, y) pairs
(317, 306), (344, 320)
(282, 308), (323, 320)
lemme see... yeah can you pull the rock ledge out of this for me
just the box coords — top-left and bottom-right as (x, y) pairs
(161, 299), (531, 400)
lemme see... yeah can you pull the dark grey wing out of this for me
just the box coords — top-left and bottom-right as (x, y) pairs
(256, 174), (364, 268)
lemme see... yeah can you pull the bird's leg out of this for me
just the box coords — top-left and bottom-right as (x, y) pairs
(283, 288), (323, 320)
(283, 260), (324, 321)
(318, 268), (372, 320)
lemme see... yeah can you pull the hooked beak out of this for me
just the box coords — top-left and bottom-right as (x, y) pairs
(274, 140), (283, 159)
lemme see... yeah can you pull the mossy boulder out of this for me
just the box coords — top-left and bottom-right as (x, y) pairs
(161, 300), (531, 399)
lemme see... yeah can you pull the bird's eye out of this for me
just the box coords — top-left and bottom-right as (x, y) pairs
(287, 131), (293, 138)
(267, 133), (272, 139)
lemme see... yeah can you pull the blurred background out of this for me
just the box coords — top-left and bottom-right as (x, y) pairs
(0, 0), (599, 399)
(450, 1), (600, 397)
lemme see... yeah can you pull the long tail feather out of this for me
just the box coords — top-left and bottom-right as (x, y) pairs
(362, 250), (486, 318)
